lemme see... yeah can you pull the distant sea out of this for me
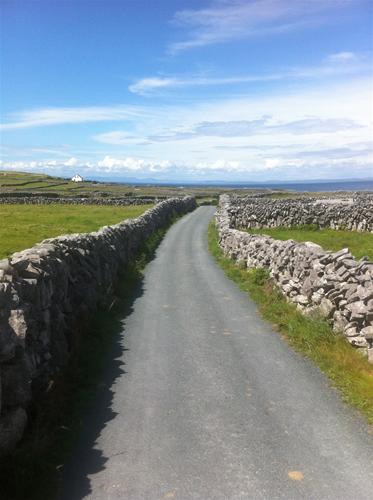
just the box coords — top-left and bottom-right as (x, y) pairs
(222, 180), (373, 192)
(98, 177), (373, 192)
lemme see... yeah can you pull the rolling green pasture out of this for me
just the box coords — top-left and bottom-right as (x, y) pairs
(0, 204), (152, 259)
(247, 226), (373, 261)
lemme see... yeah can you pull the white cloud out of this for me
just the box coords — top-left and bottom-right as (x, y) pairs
(64, 157), (78, 167)
(327, 51), (357, 63)
(129, 74), (284, 95)
(1, 149), (372, 181)
(264, 158), (281, 169)
(0, 159), (66, 172)
(1, 105), (146, 130)
(90, 77), (372, 181)
(96, 155), (172, 173)
(128, 77), (181, 95)
(2, 77), (372, 181)
(270, 117), (361, 135)
(95, 117), (362, 144)
(129, 53), (369, 95)
(93, 131), (151, 146)
(169, 0), (356, 53)
(285, 146), (373, 160)
(196, 159), (241, 171)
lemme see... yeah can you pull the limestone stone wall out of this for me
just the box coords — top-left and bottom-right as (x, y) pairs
(216, 195), (373, 360)
(0, 195), (162, 205)
(228, 194), (373, 232)
(0, 196), (196, 455)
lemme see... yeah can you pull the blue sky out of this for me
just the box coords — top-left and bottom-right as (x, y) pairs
(1, 0), (372, 182)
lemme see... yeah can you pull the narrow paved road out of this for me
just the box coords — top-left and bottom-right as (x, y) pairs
(61, 207), (373, 500)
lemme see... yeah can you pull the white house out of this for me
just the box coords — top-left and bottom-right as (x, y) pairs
(71, 174), (83, 182)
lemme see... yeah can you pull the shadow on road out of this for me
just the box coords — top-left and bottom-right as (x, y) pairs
(58, 221), (177, 499)
(58, 278), (144, 500)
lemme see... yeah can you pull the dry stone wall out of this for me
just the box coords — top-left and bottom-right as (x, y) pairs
(0, 196), (196, 455)
(0, 195), (162, 205)
(216, 195), (373, 360)
(228, 194), (373, 232)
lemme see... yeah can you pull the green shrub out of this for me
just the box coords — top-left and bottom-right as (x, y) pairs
(248, 267), (270, 285)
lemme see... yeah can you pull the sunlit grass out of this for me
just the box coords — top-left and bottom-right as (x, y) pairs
(247, 226), (373, 260)
(0, 204), (153, 258)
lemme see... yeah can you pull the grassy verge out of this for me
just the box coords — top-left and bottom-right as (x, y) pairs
(0, 204), (153, 259)
(197, 197), (218, 206)
(247, 226), (373, 261)
(209, 221), (373, 425)
(0, 217), (178, 500)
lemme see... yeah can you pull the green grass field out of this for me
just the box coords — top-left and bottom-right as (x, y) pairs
(0, 204), (152, 259)
(247, 226), (373, 261)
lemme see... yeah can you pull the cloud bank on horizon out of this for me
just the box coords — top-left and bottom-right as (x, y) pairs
(1, 0), (372, 182)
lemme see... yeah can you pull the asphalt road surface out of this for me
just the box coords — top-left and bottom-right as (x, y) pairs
(61, 206), (373, 500)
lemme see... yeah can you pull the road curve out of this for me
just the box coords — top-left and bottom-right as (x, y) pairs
(61, 206), (373, 500)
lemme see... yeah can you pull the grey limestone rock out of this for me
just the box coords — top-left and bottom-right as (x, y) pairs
(319, 298), (335, 319)
(216, 194), (373, 360)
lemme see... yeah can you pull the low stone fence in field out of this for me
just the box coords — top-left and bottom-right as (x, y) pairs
(0, 196), (196, 456)
(216, 195), (373, 360)
(0, 195), (163, 205)
(228, 194), (373, 232)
